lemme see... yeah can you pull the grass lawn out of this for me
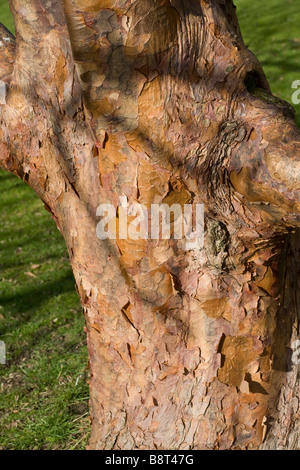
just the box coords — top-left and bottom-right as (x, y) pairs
(0, 1), (89, 450)
(236, 0), (300, 127)
(0, 0), (13, 32)
(0, 0), (299, 450)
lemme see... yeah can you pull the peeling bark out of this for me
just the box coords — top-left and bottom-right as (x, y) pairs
(1, 0), (300, 450)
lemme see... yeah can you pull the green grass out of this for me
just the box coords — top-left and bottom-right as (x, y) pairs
(0, 3), (89, 450)
(0, 0), (299, 451)
(0, 173), (89, 449)
(236, 0), (300, 126)
(0, 0), (13, 32)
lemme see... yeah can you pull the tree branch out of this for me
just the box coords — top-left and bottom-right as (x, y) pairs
(0, 23), (15, 85)
(9, 0), (79, 114)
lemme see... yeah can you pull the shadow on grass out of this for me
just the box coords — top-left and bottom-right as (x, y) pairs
(0, 271), (76, 326)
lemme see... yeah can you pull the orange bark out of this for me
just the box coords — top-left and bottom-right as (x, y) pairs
(1, 0), (300, 449)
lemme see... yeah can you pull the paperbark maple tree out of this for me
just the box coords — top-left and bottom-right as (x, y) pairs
(1, 0), (300, 450)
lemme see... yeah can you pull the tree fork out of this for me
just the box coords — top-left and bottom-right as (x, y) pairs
(1, 0), (300, 449)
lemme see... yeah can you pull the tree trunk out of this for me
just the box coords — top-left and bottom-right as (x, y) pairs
(1, 0), (300, 450)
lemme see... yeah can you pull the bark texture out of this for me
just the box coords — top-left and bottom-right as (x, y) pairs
(1, 0), (300, 450)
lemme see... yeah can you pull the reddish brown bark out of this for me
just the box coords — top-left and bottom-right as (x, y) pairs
(1, 0), (300, 449)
